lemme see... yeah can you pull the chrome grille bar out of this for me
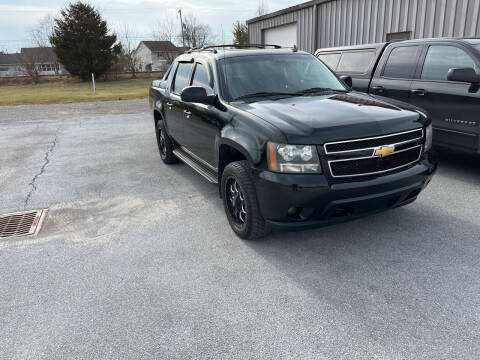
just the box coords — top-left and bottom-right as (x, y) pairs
(324, 128), (423, 155)
(324, 128), (425, 178)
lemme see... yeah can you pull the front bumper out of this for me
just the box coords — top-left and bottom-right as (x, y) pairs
(253, 151), (438, 231)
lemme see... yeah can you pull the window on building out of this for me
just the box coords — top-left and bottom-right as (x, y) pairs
(382, 46), (419, 79)
(317, 53), (341, 70)
(39, 63), (56, 72)
(336, 50), (375, 73)
(421, 46), (476, 81)
(191, 63), (210, 88)
(172, 62), (193, 94)
(0, 67), (9, 72)
(386, 31), (412, 42)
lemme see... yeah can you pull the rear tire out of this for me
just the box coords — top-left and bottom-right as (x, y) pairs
(221, 161), (268, 240)
(156, 121), (178, 164)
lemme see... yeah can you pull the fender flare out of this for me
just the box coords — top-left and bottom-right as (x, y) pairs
(217, 126), (262, 166)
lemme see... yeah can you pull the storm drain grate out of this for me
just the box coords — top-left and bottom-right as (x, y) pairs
(0, 209), (47, 239)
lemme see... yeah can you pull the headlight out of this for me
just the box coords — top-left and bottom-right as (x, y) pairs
(267, 142), (322, 173)
(425, 124), (433, 151)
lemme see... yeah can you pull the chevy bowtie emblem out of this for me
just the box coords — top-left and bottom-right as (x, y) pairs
(374, 145), (395, 157)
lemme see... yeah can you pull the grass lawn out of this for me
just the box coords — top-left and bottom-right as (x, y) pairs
(0, 78), (153, 106)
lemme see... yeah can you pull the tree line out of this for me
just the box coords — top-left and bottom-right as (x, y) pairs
(22, 0), (269, 82)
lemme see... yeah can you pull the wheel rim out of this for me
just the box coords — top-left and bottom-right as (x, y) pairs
(225, 177), (247, 225)
(157, 128), (167, 157)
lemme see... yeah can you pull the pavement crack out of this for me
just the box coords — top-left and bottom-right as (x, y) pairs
(23, 129), (59, 209)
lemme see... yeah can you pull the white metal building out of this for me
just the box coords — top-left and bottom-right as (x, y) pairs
(247, 0), (480, 53)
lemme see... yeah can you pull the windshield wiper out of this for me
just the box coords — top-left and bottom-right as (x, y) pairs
(233, 92), (299, 101)
(296, 87), (347, 95)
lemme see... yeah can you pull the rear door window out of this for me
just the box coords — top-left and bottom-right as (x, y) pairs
(173, 62), (193, 94)
(382, 46), (420, 79)
(421, 45), (476, 81)
(317, 53), (341, 70)
(336, 50), (375, 73)
(191, 63), (211, 88)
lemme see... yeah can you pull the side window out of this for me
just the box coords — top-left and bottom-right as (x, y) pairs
(382, 46), (419, 79)
(191, 63), (210, 88)
(173, 62), (193, 94)
(162, 63), (173, 81)
(421, 46), (476, 81)
(336, 50), (375, 73)
(317, 53), (341, 70)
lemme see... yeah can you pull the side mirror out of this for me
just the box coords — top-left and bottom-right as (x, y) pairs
(447, 68), (480, 84)
(340, 75), (353, 88)
(181, 86), (216, 105)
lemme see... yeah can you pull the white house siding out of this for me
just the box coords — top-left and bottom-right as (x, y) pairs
(134, 43), (153, 71)
(0, 65), (18, 77)
(0, 63), (68, 78)
(151, 52), (169, 71)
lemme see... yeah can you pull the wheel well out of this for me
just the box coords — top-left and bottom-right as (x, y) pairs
(154, 110), (162, 126)
(218, 145), (247, 194)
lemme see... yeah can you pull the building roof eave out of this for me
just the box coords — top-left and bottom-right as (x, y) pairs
(246, 0), (330, 24)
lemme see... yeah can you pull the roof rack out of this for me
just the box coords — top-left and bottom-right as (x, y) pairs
(186, 44), (282, 54)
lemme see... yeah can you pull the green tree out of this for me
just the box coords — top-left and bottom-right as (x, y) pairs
(50, 2), (121, 80)
(232, 21), (249, 45)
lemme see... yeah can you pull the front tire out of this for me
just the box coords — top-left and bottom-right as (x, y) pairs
(221, 161), (268, 240)
(156, 121), (178, 164)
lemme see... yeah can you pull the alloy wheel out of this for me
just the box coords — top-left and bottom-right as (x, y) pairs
(158, 128), (167, 157)
(226, 177), (247, 225)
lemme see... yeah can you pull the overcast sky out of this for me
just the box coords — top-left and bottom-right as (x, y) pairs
(0, 0), (298, 52)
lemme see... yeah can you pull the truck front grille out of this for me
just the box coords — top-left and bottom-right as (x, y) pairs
(324, 129), (424, 178)
(329, 146), (422, 177)
(325, 129), (423, 153)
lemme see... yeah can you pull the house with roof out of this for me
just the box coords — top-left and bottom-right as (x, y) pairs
(19, 47), (67, 76)
(0, 52), (20, 77)
(134, 41), (186, 72)
(0, 47), (67, 78)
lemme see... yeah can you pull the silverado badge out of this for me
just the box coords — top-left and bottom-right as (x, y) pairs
(374, 145), (395, 157)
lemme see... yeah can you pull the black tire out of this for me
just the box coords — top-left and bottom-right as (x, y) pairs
(156, 121), (178, 164)
(221, 160), (268, 240)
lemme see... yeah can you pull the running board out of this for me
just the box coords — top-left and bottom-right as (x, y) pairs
(173, 148), (218, 184)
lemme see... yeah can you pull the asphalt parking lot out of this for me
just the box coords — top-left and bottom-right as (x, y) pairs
(1, 99), (479, 359)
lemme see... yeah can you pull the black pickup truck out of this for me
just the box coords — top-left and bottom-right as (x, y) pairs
(316, 38), (480, 154)
(149, 45), (437, 239)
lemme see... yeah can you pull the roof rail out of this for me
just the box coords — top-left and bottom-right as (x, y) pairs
(186, 44), (282, 54)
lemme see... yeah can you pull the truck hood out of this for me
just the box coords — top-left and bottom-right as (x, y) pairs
(233, 92), (423, 144)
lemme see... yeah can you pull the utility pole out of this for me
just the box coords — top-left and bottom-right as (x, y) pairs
(178, 8), (185, 48)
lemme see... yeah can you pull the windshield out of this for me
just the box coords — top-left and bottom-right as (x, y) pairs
(473, 44), (480, 54)
(220, 54), (347, 101)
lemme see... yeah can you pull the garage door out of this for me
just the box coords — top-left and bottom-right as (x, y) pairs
(263, 23), (297, 48)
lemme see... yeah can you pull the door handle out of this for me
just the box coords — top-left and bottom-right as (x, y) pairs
(166, 102), (173, 109)
(411, 89), (426, 96)
(184, 110), (192, 118)
(372, 86), (384, 93)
